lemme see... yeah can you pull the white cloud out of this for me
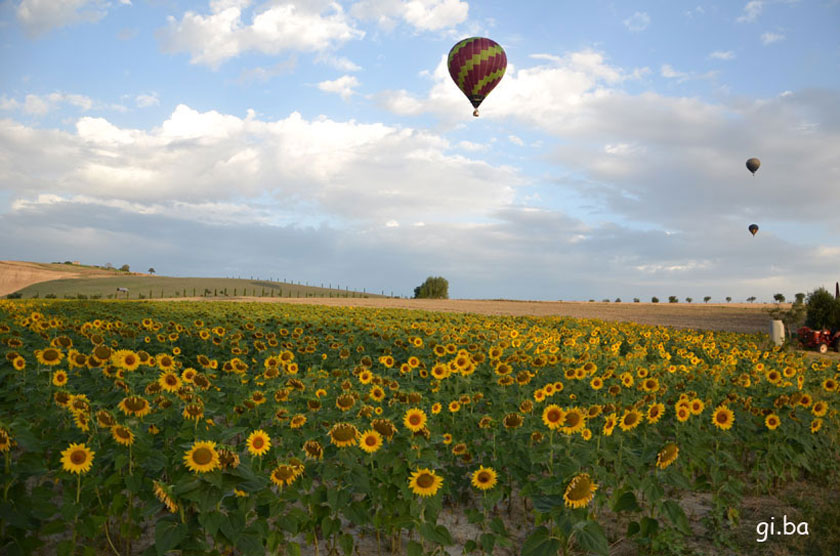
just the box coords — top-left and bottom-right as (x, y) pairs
(508, 135), (524, 146)
(317, 75), (360, 100)
(761, 31), (785, 44)
(135, 93), (160, 108)
(350, 0), (468, 32)
(158, 1), (365, 68)
(660, 64), (717, 83)
(737, 1), (764, 23)
(238, 57), (298, 83)
(623, 11), (650, 32)
(708, 50), (735, 60)
(316, 54), (362, 71)
(13, 92), (94, 115)
(15, 0), (111, 37)
(0, 97), (21, 111)
(0, 104), (521, 227)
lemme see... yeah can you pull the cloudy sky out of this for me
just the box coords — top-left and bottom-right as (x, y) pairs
(1, 0), (839, 301)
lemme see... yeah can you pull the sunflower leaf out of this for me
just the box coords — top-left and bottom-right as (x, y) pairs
(662, 500), (691, 535)
(572, 520), (609, 556)
(406, 540), (423, 556)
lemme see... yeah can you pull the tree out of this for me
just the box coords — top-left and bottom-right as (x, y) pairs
(685, 297), (692, 303)
(413, 276), (449, 299)
(725, 297), (732, 303)
(703, 296), (711, 303)
(651, 297), (659, 303)
(668, 296), (678, 303)
(615, 298), (621, 303)
(119, 264), (130, 272)
(795, 292), (806, 304)
(805, 287), (840, 330)
(148, 267), (156, 274)
(746, 296), (756, 303)
(105, 262), (113, 269)
(633, 298), (640, 303)
(773, 293), (785, 303)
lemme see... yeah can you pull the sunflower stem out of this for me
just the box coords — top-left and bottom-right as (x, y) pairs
(76, 473), (80, 504)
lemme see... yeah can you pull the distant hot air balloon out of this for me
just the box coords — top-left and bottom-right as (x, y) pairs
(448, 37), (507, 117)
(746, 158), (760, 175)
(749, 224), (759, 236)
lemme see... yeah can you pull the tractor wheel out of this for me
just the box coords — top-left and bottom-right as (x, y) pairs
(818, 343), (828, 354)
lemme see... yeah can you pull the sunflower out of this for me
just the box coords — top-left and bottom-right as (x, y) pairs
(359, 429), (383, 454)
(409, 468), (443, 498)
(52, 370), (68, 387)
(560, 408), (587, 435)
(270, 465), (298, 488)
(712, 405), (735, 431)
(111, 425), (135, 446)
(246, 430), (272, 457)
(218, 447), (240, 469)
(182, 403), (204, 421)
(542, 404), (564, 430)
(676, 406), (691, 423)
(619, 409), (643, 432)
(12, 356), (25, 371)
(647, 403), (665, 424)
(811, 401), (827, 417)
(0, 429), (12, 453)
(60, 443), (94, 474)
(329, 423), (359, 448)
(563, 473), (597, 509)
(503, 413), (524, 429)
(403, 408), (427, 433)
(73, 412), (91, 432)
(336, 394), (356, 411)
(289, 414), (307, 429)
(471, 466), (498, 491)
(158, 371), (182, 393)
(36, 348), (63, 366)
(822, 378), (837, 392)
(183, 441), (221, 473)
(112, 350), (141, 372)
(156, 354), (176, 372)
(602, 413), (618, 436)
(689, 399), (705, 415)
(96, 409), (116, 428)
(303, 440), (324, 460)
(119, 395), (151, 418)
(590, 377), (603, 390)
(656, 443), (679, 470)
(765, 413), (781, 431)
(810, 418), (823, 433)
(153, 481), (178, 513)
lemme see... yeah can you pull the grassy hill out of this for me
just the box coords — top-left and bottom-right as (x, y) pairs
(12, 275), (383, 300)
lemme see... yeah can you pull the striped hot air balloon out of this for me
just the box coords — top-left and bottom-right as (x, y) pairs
(447, 37), (507, 117)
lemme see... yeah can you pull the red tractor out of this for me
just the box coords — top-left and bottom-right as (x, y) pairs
(797, 326), (840, 353)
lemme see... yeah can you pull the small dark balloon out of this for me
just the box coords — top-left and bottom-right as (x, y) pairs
(749, 224), (759, 236)
(746, 158), (760, 175)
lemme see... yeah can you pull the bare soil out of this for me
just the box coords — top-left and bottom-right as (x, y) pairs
(0, 260), (147, 296)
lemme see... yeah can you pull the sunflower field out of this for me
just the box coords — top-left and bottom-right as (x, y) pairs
(0, 299), (838, 556)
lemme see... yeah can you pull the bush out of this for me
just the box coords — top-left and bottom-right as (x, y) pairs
(119, 264), (130, 272)
(668, 296), (678, 303)
(5, 292), (22, 299)
(633, 298), (640, 303)
(413, 276), (449, 299)
(805, 287), (840, 330)
(44, 293), (57, 299)
(651, 297), (659, 303)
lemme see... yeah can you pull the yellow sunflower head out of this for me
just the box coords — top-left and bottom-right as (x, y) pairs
(409, 468), (443, 498)
(563, 473), (597, 509)
(183, 441), (220, 473)
(246, 430), (272, 457)
(470, 466), (498, 491)
(61, 443), (95, 474)
(359, 429), (383, 454)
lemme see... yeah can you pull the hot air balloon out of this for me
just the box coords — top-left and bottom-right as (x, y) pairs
(749, 224), (759, 236)
(448, 37), (507, 117)
(746, 158), (760, 175)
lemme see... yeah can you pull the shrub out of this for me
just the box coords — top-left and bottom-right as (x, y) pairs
(5, 292), (22, 299)
(668, 296), (678, 303)
(633, 298), (640, 303)
(651, 297), (659, 303)
(119, 264), (130, 272)
(413, 276), (449, 299)
(44, 293), (57, 299)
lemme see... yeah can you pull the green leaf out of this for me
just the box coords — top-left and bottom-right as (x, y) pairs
(480, 533), (496, 553)
(342, 501), (370, 526)
(612, 491), (641, 513)
(200, 511), (225, 539)
(641, 477), (664, 504)
(286, 542), (301, 556)
(531, 494), (565, 513)
(522, 526), (562, 556)
(489, 517), (508, 537)
(406, 540), (423, 556)
(236, 533), (263, 556)
(572, 520), (609, 556)
(339, 533), (354, 555)
(418, 522), (453, 546)
(466, 508), (484, 524)
(155, 520), (188, 556)
(464, 539), (478, 553)
(662, 500), (691, 535)
(640, 516), (659, 539)
(627, 521), (640, 537)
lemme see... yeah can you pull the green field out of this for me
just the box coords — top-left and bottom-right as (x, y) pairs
(13, 276), (384, 300)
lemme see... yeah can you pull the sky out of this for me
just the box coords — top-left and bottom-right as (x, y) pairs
(1, 0), (839, 301)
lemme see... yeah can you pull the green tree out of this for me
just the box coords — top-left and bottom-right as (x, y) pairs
(773, 293), (785, 303)
(795, 292), (806, 304)
(651, 297), (659, 303)
(413, 276), (449, 299)
(685, 297), (692, 303)
(668, 296), (678, 303)
(726, 296), (732, 303)
(704, 296), (711, 303)
(119, 264), (130, 272)
(746, 296), (757, 303)
(148, 267), (156, 274)
(805, 287), (840, 330)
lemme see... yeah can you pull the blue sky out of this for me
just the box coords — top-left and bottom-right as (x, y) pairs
(1, 0), (839, 301)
